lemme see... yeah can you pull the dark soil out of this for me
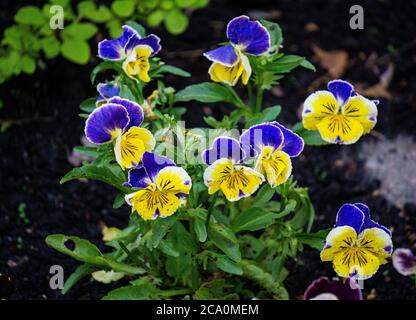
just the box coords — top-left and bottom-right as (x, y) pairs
(1, 0), (415, 300)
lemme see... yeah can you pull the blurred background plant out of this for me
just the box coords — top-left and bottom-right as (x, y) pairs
(0, 0), (209, 84)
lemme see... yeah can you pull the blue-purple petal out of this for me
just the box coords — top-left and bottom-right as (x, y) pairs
(142, 152), (175, 182)
(304, 277), (362, 300)
(353, 203), (392, 237)
(328, 80), (354, 106)
(97, 83), (120, 100)
(124, 165), (151, 189)
(270, 122), (304, 157)
(108, 97), (144, 129)
(98, 25), (136, 60)
(204, 45), (238, 67)
(125, 34), (161, 56)
(240, 123), (283, 155)
(334, 204), (365, 235)
(84, 104), (129, 144)
(202, 136), (245, 165)
(226, 15), (270, 55)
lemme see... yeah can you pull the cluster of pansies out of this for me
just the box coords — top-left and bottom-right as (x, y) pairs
(67, 15), (396, 300)
(203, 122), (304, 201)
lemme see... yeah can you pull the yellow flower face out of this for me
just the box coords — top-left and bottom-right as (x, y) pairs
(203, 158), (264, 202)
(114, 127), (155, 170)
(123, 45), (152, 82)
(302, 81), (378, 144)
(321, 226), (392, 280)
(125, 166), (192, 220)
(255, 146), (292, 188)
(208, 50), (251, 86)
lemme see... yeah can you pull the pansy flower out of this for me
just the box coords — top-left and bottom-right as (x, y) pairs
(202, 136), (264, 202)
(392, 248), (416, 276)
(203, 15), (270, 86)
(304, 277), (362, 300)
(96, 82), (120, 106)
(85, 97), (155, 170)
(240, 122), (304, 188)
(124, 152), (192, 220)
(302, 80), (378, 144)
(321, 203), (393, 280)
(98, 25), (161, 83)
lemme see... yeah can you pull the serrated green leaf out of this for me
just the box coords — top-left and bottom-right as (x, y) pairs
(151, 214), (178, 248)
(61, 39), (90, 64)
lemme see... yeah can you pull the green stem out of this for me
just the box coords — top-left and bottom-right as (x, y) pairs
(247, 81), (254, 111)
(205, 192), (219, 231)
(255, 81), (264, 113)
(119, 241), (132, 258)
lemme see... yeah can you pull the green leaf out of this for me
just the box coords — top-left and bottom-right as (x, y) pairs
(90, 61), (122, 84)
(271, 256), (285, 281)
(112, 0), (136, 18)
(40, 36), (60, 59)
(151, 214), (178, 248)
(245, 105), (281, 127)
(175, 82), (237, 104)
(274, 199), (296, 219)
(232, 207), (275, 232)
(208, 223), (241, 262)
(301, 59), (316, 71)
(62, 23), (98, 40)
(147, 10), (165, 27)
(192, 209), (207, 242)
(260, 19), (283, 49)
(215, 256), (243, 275)
(15, 6), (46, 26)
(21, 56), (36, 74)
(61, 39), (90, 64)
(297, 229), (329, 250)
(255, 184), (275, 205)
(175, 0), (196, 8)
(292, 122), (328, 146)
(73, 146), (99, 158)
(269, 55), (305, 74)
(102, 284), (157, 300)
(79, 97), (97, 113)
(112, 193), (126, 209)
(60, 161), (129, 193)
(106, 20), (123, 38)
(164, 9), (189, 35)
(62, 264), (96, 294)
(46, 234), (145, 275)
(151, 64), (191, 78)
(84, 5), (113, 23)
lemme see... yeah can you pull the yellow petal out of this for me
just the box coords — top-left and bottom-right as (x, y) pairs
(114, 127), (155, 170)
(260, 150), (292, 188)
(155, 166), (192, 194)
(333, 248), (380, 280)
(302, 91), (339, 130)
(316, 114), (364, 144)
(122, 45), (152, 83)
(320, 226), (357, 262)
(208, 51), (251, 86)
(358, 228), (392, 265)
(342, 95), (377, 134)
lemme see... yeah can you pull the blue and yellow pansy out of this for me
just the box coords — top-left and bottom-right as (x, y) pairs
(98, 25), (161, 83)
(85, 97), (155, 170)
(302, 80), (378, 144)
(124, 152), (192, 220)
(321, 203), (393, 280)
(240, 122), (304, 188)
(204, 15), (270, 86)
(202, 136), (264, 202)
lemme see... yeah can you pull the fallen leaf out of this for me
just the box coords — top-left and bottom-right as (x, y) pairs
(355, 63), (394, 100)
(312, 44), (348, 78)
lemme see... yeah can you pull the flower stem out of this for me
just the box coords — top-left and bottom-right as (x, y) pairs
(255, 80), (264, 113)
(205, 192), (219, 231)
